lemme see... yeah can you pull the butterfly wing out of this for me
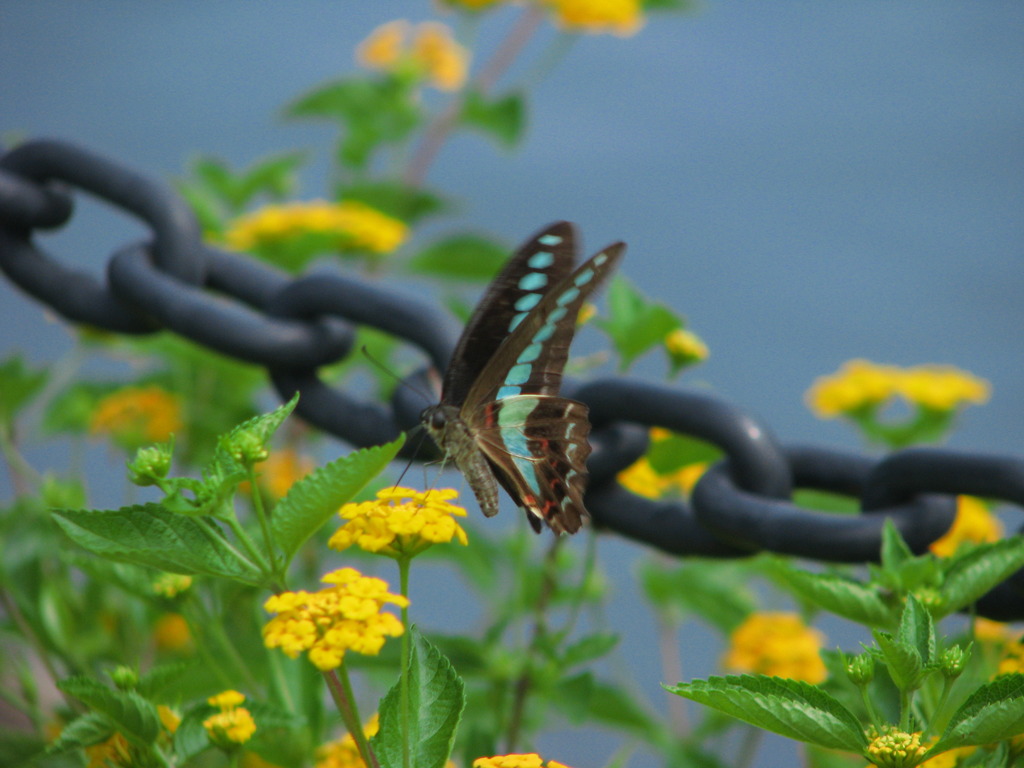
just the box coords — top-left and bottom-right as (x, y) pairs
(472, 395), (593, 534)
(440, 221), (578, 408)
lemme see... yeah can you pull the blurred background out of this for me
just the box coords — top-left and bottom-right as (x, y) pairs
(2, 2), (1023, 766)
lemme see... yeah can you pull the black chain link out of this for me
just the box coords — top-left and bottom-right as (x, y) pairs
(3, 139), (1023, 617)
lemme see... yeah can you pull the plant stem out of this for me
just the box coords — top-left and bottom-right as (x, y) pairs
(247, 465), (279, 578)
(403, 4), (545, 186)
(399, 556), (412, 768)
(324, 666), (379, 768)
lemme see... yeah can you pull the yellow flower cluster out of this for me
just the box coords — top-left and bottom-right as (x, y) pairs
(90, 385), (183, 446)
(929, 496), (1003, 557)
(545, 0), (644, 36)
(329, 487), (469, 557)
(865, 727), (929, 768)
(85, 732), (131, 768)
(723, 612), (827, 683)
(224, 200), (408, 255)
(153, 613), (193, 652)
(806, 360), (990, 418)
(664, 328), (709, 363)
(357, 20), (469, 91)
(263, 568), (407, 670)
(473, 755), (573, 768)
(203, 691), (256, 746)
(997, 636), (1024, 677)
(315, 714), (379, 768)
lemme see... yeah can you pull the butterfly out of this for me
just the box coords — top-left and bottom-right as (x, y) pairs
(421, 221), (625, 534)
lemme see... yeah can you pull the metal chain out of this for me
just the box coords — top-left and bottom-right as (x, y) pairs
(3, 139), (1023, 617)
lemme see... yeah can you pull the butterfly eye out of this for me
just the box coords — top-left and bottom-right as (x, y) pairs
(430, 410), (447, 430)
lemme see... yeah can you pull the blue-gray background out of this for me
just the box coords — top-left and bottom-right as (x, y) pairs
(2, 3), (1022, 766)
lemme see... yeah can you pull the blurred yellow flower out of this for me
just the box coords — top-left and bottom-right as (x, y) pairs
(153, 613), (193, 652)
(204, 707), (256, 746)
(930, 496), (1003, 558)
(997, 636), (1024, 676)
(158, 705), (181, 735)
(723, 612), (827, 683)
(225, 200), (408, 255)
(806, 360), (989, 419)
(974, 617), (1013, 645)
(90, 385), (182, 447)
(665, 327), (709, 363)
(315, 714), (379, 768)
(921, 745), (977, 768)
(257, 448), (315, 499)
(474, 755), (574, 768)
(208, 690), (247, 709)
(85, 732), (131, 768)
(616, 429), (706, 499)
(263, 568), (407, 670)
(356, 20), (469, 91)
(329, 486), (469, 557)
(545, 0), (644, 36)
(153, 573), (192, 598)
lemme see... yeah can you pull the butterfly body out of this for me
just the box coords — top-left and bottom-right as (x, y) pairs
(422, 222), (624, 534)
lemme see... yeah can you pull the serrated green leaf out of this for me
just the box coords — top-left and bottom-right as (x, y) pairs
(897, 594), (935, 665)
(931, 673), (1024, 752)
(44, 712), (113, 755)
(873, 630), (924, 691)
(460, 89), (525, 147)
(172, 705), (216, 761)
(408, 233), (508, 281)
(372, 626), (465, 768)
(880, 519), (915, 570)
(772, 565), (894, 628)
(137, 662), (194, 700)
(560, 675), (660, 740)
(58, 677), (161, 744)
(271, 436), (404, 563)
(938, 537), (1024, 618)
(53, 505), (263, 585)
(341, 181), (447, 224)
(666, 675), (867, 752)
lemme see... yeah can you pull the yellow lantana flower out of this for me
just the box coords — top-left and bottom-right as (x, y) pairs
(723, 612), (827, 683)
(225, 200), (407, 256)
(90, 385), (183, 447)
(616, 429), (706, 499)
(899, 365), (990, 411)
(315, 714), (379, 768)
(153, 573), (192, 598)
(356, 20), (469, 91)
(930, 496), (1003, 557)
(263, 568), (407, 670)
(153, 613), (193, 652)
(329, 487), (469, 557)
(664, 328), (709, 363)
(256, 448), (315, 499)
(545, 0), (644, 36)
(85, 732), (131, 768)
(865, 727), (928, 768)
(203, 707), (257, 746)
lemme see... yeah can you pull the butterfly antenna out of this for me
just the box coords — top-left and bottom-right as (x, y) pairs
(359, 345), (435, 403)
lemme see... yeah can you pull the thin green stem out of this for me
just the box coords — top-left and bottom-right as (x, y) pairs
(187, 598), (260, 692)
(860, 683), (884, 729)
(325, 666), (379, 768)
(398, 555), (413, 768)
(0, 422), (41, 497)
(247, 465), (280, 578)
(218, 515), (272, 576)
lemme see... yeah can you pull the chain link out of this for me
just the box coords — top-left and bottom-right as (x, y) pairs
(3, 139), (1023, 617)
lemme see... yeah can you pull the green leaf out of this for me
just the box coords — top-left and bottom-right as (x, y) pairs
(771, 564), (894, 628)
(640, 561), (754, 632)
(271, 435), (404, 563)
(372, 626), (465, 768)
(560, 632), (619, 668)
(880, 519), (915, 570)
(897, 594), (935, 665)
(42, 381), (117, 436)
(552, 674), (661, 740)
(665, 675), (867, 752)
(646, 433), (721, 474)
(58, 677), (161, 744)
(340, 181), (447, 224)
(44, 712), (113, 754)
(53, 505), (263, 585)
(137, 662), (194, 700)
(873, 630), (924, 691)
(459, 89), (526, 147)
(938, 537), (1024, 618)
(0, 355), (47, 427)
(930, 673), (1024, 752)
(599, 275), (684, 371)
(408, 233), (509, 282)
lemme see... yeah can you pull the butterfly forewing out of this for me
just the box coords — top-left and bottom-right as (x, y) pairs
(440, 221), (578, 408)
(462, 240), (625, 408)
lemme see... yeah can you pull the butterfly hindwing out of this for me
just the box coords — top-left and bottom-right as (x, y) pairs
(470, 395), (592, 534)
(441, 221), (578, 408)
